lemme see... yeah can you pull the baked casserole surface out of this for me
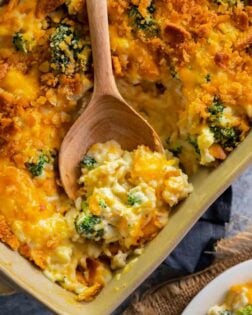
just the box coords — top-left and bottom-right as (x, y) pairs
(0, 0), (251, 301)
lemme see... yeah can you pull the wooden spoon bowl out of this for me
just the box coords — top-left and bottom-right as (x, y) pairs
(59, 0), (164, 200)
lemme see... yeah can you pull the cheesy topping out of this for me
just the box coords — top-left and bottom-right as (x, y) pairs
(208, 283), (252, 315)
(0, 0), (251, 301)
(75, 140), (192, 251)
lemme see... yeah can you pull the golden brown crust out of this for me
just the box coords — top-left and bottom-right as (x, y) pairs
(35, 0), (65, 18)
(236, 32), (252, 51)
(76, 283), (103, 302)
(0, 90), (16, 144)
(112, 56), (123, 76)
(67, 0), (86, 16)
(6, 0), (19, 12)
(31, 249), (47, 270)
(19, 243), (31, 258)
(214, 52), (230, 69)
(0, 215), (20, 250)
(19, 244), (47, 270)
(0, 62), (8, 80)
(162, 23), (191, 47)
(59, 74), (83, 97)
(233, 9), (249, 32)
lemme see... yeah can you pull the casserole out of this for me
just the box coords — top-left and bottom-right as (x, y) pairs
(0, 131), (251, 314)
(0, 0), (251, 313)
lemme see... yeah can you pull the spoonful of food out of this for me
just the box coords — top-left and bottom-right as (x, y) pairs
(59, 0), (164, 200)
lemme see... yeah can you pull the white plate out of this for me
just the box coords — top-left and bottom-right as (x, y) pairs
(182, 259), (252, 315)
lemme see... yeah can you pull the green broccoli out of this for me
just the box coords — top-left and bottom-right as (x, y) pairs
(80, 155), (97, 170)
(188, 136), (200, 154)
(50, 24), (91, 74)
(12, 32), (28, 53)
(207, 96), (241, 150)
(210, 126), (241, 149)
(98, 199), (107, 209)
(25, 153), (49, 177)
(75, 213), (104, 241)
(127, 192), (142, 206)
(50, 24), (78, 73)
(236, 305), (252, 315)
(147, 2), (156, 13)
(128, 5), (159, 37)
(208, 96), (224, 117)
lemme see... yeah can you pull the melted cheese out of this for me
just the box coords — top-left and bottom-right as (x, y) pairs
(0, 0), (251, 301)
(76, 141), (192, 249)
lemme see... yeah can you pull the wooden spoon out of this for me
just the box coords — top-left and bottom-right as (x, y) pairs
(59, 0), (164, 199)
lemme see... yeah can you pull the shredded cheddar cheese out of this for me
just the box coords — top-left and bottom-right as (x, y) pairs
(75, 140), (192, 251)
(0, 0), (251, 301)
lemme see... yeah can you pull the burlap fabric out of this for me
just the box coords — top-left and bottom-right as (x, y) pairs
(123, 228), (252, 315)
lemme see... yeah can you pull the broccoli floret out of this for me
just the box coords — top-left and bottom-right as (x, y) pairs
(75, 213), (104, 241)
(210, 126), (241, 149)
(50, 24), (91, 74)
(128, 5), (159, 37)
(25, 153), (49, 177)
(80, 155), (97, 170)
(128, 5), (139, 18)
(147, 2), (156, 13)
(208, 96), (224, 126)
(236, 305), (252, 315)
(208, 96), (224, 117)
(12, 32), (28, 53)
(207, 96), (241, 150)
(98, 199), (107, 209)
(50, 24), (78, 73)
(188, 136), (200, 154)
(127, 193), (142, 206)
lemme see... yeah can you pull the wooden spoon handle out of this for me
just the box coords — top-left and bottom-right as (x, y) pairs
(86, 0), (118, 97)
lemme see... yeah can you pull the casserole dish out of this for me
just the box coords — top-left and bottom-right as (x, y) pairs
(0, 0), (252, 313)
(0, 131), (251, 314)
